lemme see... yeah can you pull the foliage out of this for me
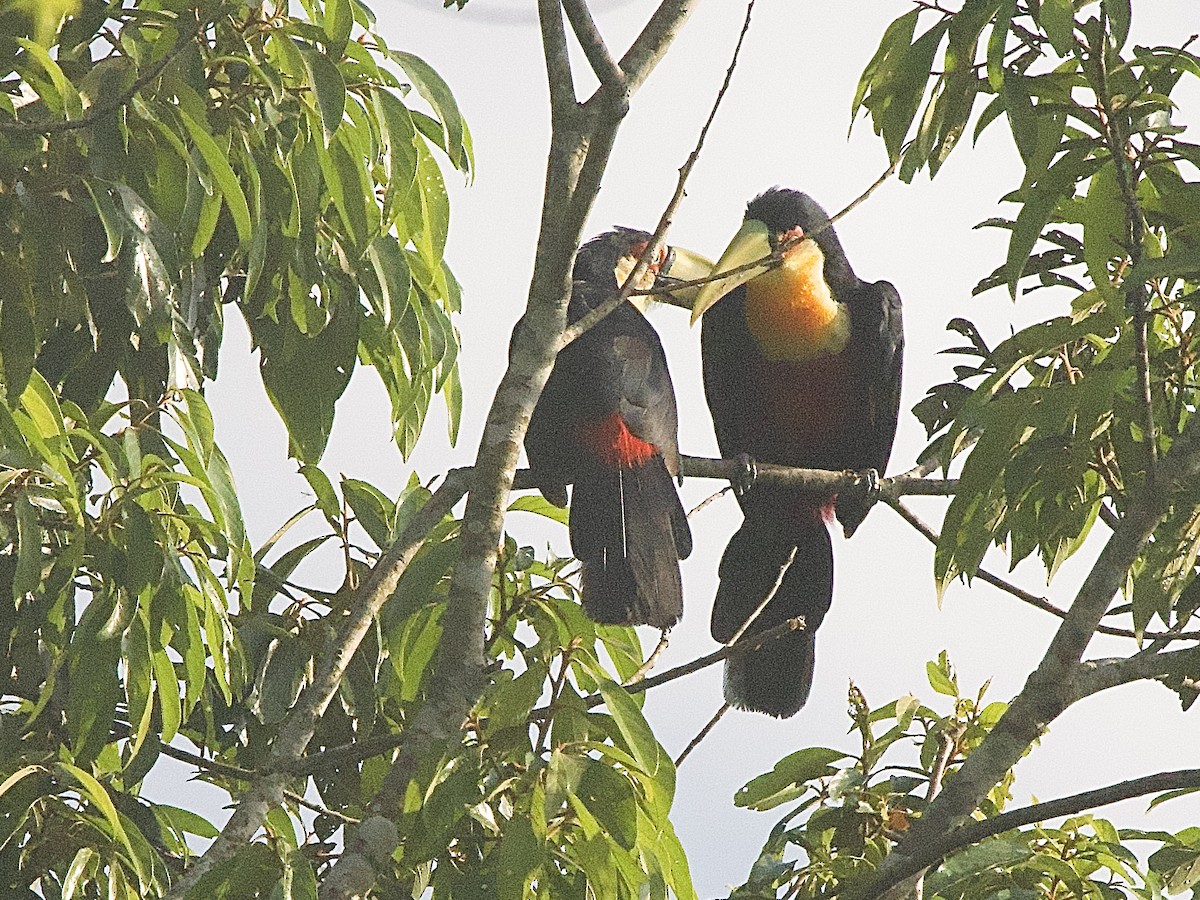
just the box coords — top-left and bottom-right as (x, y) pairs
(0, 334), (692, 897)
(728, 657), (1193, 900)
(0, 0), (469, 463)
(5, 0), (1200, 898)
(856, 0), (1200, 631)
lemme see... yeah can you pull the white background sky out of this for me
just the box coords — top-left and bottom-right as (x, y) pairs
(194, 1), (1200, 894)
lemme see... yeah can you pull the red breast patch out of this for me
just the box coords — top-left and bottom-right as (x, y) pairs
(578, 412), (658, 468)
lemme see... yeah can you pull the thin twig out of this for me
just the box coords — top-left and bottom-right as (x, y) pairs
(887, 499), (1200, 641)
(625, 630), (671, 684)
(729, 546), (798, 645)
(561, 0), (759, 349)
(2, 15), (204, 134)
(687, 485), (732, 518)
(674, 704), (730, 767)
(1090, 9), (1157, 483)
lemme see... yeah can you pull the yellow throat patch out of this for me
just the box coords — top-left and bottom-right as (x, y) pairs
(745, 239), (850, 361)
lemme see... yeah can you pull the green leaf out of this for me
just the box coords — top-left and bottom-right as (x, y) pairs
(0, 765), (44, 800)
(1006, 147), (1091, 297)
(285, 848), (319, 900)
(507, 494), (569, 525)
(598, 680), (671, 787)
(366, 234), (412, 327)
(987, 0), (1017, 90)
(392, 51), (468, 171)
(66, 601), (122, 765)
(1039, 0), (1076, 56)
(1103, 0), (1131, 50)
(735, 747), (847, 810)
(300, 465), (342, 526)
(489, 817), (543, 900)
(300, 45), (346, 143)
(154, 804), (220, 840)
(58, 762), (146, 883)
(343, 477), (396, 548)
(851, 10), (919, 124)
(176, 107), (252, 246)
(62, 846), (97, 900)
(926, 837), (1034, 894)
(926, 659), (958, 696)
(256, 300), (360, 463)
(322, 0), (354, 55)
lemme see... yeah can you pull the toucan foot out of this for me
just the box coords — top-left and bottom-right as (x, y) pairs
(836, 468), (882, 538)
(732, 452), (758, 497)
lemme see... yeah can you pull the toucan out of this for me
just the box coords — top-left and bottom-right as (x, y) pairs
(521, 228), (712, 629)
(690, 189), (904, 717)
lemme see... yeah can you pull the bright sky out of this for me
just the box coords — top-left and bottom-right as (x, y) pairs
(200, 1), (1200, 894)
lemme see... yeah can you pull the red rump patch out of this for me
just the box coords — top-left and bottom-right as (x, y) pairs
(579, 412), (658, 468)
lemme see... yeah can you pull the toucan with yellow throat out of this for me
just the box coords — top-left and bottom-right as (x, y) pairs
(690, 189), (903, 716)
(521, 228), (712, 628)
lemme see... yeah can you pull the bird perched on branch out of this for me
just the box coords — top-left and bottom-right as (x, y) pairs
(521, 228), (712, 629)
(691, 189), (903, 716)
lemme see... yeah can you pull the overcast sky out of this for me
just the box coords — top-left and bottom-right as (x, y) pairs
(198, 2), (1200, 894)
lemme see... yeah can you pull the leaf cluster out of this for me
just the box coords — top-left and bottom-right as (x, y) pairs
(727, 655), (1199, 900)
(0, 0), (470, 463)
(861, 1), (1200, 644)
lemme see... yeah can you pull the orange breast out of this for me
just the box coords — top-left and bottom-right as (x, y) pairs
(744, 241), (848, 362)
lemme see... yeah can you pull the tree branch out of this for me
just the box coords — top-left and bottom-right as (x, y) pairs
(1072, 644), (1200, 700)
(167, 471), (468, 898)
(860, 416), (1200, 900)
(887, 500), (1200, 642)
(562, 0), (628, 94)
(619, 0), (700, 95)
(538, 0), (577, 119)
(562, 0), (757, 349)
(317, 3), (700, 896)
(1090, 9), (1157, 483)
(866, 768), (1200, 893)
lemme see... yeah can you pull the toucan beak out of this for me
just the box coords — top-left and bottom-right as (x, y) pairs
(689, 219), (773, 325)
(652, 246), (715, 309)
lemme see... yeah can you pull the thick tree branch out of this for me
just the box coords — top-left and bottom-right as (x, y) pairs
(683, 455), (957, 500)
(538, 0), (577, 119)
(865, 768), (1200, 893)
(860, 417), (1200, 900)
(562, 0), (628, 94)
(317, 4), (700, 897)
(619, 0), (699, 95)
(1072, 643), (1200, 700)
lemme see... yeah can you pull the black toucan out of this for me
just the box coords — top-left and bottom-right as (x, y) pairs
(522, 228), (712, 628)
(690, 189), (904, 717)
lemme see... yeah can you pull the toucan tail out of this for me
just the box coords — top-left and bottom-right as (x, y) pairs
(711, 508), (833, 717)
(569, 455), (692, 629)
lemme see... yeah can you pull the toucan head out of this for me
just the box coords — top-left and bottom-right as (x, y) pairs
(689, 188), (850, 324)
(576, 228), (714, 313)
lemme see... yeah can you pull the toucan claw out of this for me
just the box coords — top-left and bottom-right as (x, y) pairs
(732, 452), (758, 497)
(862, 468), (881, 499)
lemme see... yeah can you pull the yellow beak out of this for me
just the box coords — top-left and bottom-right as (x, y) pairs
(649, 245), (715, 310)
(689, 219), (773, 325)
